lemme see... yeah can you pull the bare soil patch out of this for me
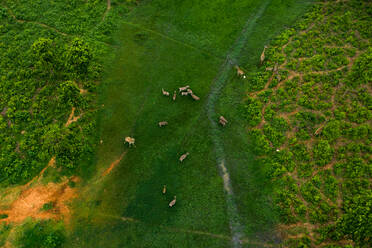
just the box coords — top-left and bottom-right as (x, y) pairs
(0, 177), (79, 225)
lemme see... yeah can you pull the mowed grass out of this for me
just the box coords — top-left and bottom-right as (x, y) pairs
(66, 1), (314, 247)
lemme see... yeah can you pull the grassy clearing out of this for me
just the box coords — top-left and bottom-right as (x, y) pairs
(66, 0), (315, 247)
(68, 24), (231, 247)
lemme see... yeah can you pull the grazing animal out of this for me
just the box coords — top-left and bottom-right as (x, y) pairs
(100, 139), (103, 144)
(220, 116), (228, 123)
(190, 94), (200, 101)
(235, 65), (245, 78)
(162, 88), (170, 96)
(260, 45), (268, 64)
(314, 125), (324, 135)
(179, 85), (190, 92)
(162, 185), (167, 194)
(187, 89), (193, 94)
(179, 152), (189, 162)
(219, 116), (228, 126)
(158, 121), (168, 127)
(124, 137), (135, 147)
(181, 92), (190, 96)
(169, 196), (176, 207)
(173, 91), (177, 101)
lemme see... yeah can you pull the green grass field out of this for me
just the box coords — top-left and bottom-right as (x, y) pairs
(65, 1), (314, 247)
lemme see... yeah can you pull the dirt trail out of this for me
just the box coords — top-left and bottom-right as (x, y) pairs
(27, 157), (56, 187)
(205, 1), (271, 247)
(102, 151), (127, 176)
(102, 0), (111, 21)
(2, 3), (68, 36)
(1, 3), (115, 47)
(65, 107), (82, 127)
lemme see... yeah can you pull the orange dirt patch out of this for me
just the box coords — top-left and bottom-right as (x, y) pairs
(79, 88), (88, 94)
(102, 151), (127, 177)
(65, 107), (81, 127)
(0, 177), (78, 225)
(0, 157), (57, 206)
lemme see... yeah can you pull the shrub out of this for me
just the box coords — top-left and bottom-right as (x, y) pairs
(64, 38), (92, 75)
(241, 97), (262, 126)
(312, 140), (333, 166)
(16, 221), (65, 248)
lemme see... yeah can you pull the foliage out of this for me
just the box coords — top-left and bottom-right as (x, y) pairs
(242, 0), (372, 246)
(16, 221), (65, 248)
(312, 140), (333, 166)
(41, 202), (54, 211)
(241, 97), (263, 126)
(64, 38), (92, 75)
(31, 38), (56, 72)
(0, 0), (126, 184)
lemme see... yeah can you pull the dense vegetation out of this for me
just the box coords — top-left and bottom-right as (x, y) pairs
(0, 0), (134, 184)
(16, 220), (65, 248)
(0, 0), (136, 247)
(241, 0), (371, 247)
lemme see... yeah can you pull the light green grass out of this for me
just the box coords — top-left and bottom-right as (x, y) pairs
(66, 1), (314, 247)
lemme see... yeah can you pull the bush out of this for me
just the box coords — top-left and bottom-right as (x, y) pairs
(348, 47), (372, 86)
(57, 81), (82, 107)
(64, 38), (92, 75)
(241, 97), (262, 126)
(16, 221), (65, 248)
(312, 140), (333, 166)
(31, 38), (56, 72)
(336, 191), (372, 247)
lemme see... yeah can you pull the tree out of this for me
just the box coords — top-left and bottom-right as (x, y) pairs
(64, 38), (92, 74)
(41, 124), (67, 156)
(349, 47), (372, 86)
(313, 140), (333, 166)
(241, 97), (263, 126)
(336, 191), (372, 247)
(31, 38), (56, 73)
(58, 81), (81, 107)
(322, 120), (342, 141)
